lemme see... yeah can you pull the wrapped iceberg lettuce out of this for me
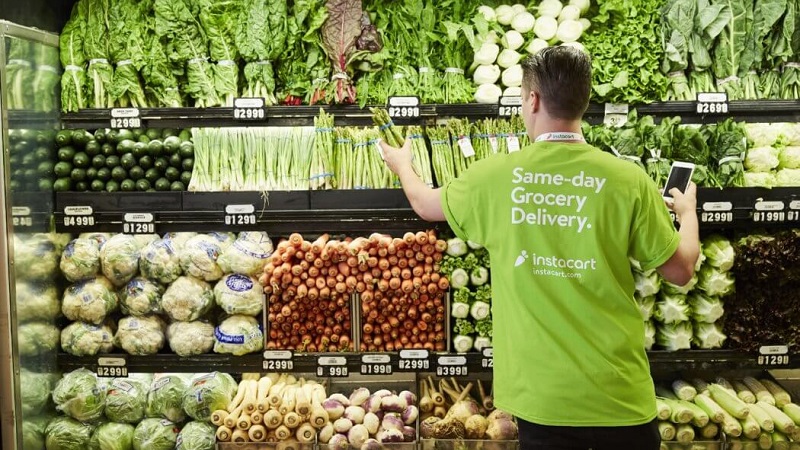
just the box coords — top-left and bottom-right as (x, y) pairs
(105, 377), (148, 423)
(213, 315), (263, 356)
(182, 372), (238, 422)
(100, 234), (140, 287)
(16, 281), (60, 322)
(88, 422), (134, 450)
(133, 418), (178, 450)
(19, 322), (60, 356)
(162, 232), (197, 252)
(14, 234), (60, 280)
(62, 277), (118, 325)
(114, 315), (166, 356)
(140, 239), (182, 284)
(52, 368), (107, 422)
(214, 274), (264, 316)
(218, 238), (272, 277)
(120, 277), (164, 316)
(60, 238), (101, 282)
(176, 421), (215, 450)
(146, 374), (188, 423)
(45, 416), (94, 450)
(61, 321), (114, 356)
(21, 368), (53, 415)
(161, 276), (214, 322)
(23, 416), (50, 450)
(179, 235), (224, 282)
(166, 321), (215, 357)
(207, 232), (236, 250)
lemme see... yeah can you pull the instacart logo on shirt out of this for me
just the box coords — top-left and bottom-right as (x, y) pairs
(514, 249), (598, 279)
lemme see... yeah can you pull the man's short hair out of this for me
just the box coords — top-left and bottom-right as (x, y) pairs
(521, 46), (592, 120)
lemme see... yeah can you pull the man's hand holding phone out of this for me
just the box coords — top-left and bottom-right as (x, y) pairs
(667, 182), (697, 222)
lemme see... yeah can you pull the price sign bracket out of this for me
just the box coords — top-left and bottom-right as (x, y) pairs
(122, 212), (155, 234)
(224, 204), (257, 227)
(97, 357), (128, 377)
(110, 108), (142, 129)
(317, 356), (349, 378)
(696, 92), (729, 115)
(388, 96), (421, 119)
(263, 350), (294, 371)
(397, 349), (430, 372)
(233, 98), (267, 121)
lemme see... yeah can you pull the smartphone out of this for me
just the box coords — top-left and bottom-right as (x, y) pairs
(662, 161), (695, 201)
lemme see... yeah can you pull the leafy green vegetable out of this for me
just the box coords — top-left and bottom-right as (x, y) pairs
(21, 369), (53, 416)
(60, 3), (88, 112)
(702, 235), (736, 271)
(32, 45), (61, 112)
(105, 377), (148, 424)
(84, 0), (115, 108)
(89, 422), (134, 450)
(198, 0), (242, 107)
(182, 372), (238, 422)
(710, 0), (748, 99)
(52, 368), (107, 422)
(176, 421), (216, 450)
(45, 417), (94, 450)
(133, 419), (178, 450)
(146, 374), (188, 423)
(236, 0), (287, 105)
(107, 0), (149, 108)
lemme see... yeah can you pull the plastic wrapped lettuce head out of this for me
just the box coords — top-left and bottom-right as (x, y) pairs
(100, 234), (140, 287)
(692, 322), (727, 349)
(179, 235), (224, 282)
(644, 320), (656, 350)
(776, 168), (800, 186)
(89, 422), (134, 450)
(214, 274), (264, 316)
(19, 322), (60, 356)
(218, 238), (272, 277)
(213, 315), (264, 356)
(132, 418), (179, 450)
(166, 321), (215, 357)
(744, 146), (780, 172)
(697, 266), (735, 297)
(162, 232), (197, 252)
(52, 368), (107, 422)
(114, 315), (166, 356)
(140, 239), (182, 284)
(60, 238), (101, 282)
(779, 146), (800, 169)
(22, 416), (50, 450)
(105, 377), (148, 423)
(207, 232), (236, 250)
(120, 277), (164, 316)
(161, 276), (214, 322)
(61, 321), (115, 356)
(45, 417), (94, 450)
(132, 234), (160, 249)
(20, 368), (53, 415)
(635, 294), (655, 321)
(62, 277), (118, 325)
(176, 421), (215, 450)
(702, 235), (735, 272)
(633, 269), (660, 298)
(16, 281), (60, 322)
(238, 231), (274, 254)
(743, 171), (777, 187)
(182, 372), (238, 422)
(654, 293), (691, 324)
(146, 374), (188, 423)
(15, 233), (60, 280)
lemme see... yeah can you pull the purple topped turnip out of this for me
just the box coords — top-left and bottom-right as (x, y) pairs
(486, 418), (518, 441)
(381, 413), (404, 432)
(381, 395), (407, 413)
(401, 405), (419, 425)
(360, 438), (383, 450)
(363, 412), (380, 435)
(349, 387), (370, 406)
(344, 405), (366, 424)
(363, 394), (382, 414)
(399, 390), (417, 407)
(376, 428), (404, 443)
(319, 423), (335, 443)
(333, 417), (353, 434)
(329, 393), (351, 407)
(402, 426), (416, 442)
(328, 433), (350, 450)
(348, 424), (370, 447)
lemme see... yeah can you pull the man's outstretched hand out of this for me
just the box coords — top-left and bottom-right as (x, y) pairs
(378, 139), (413, 176)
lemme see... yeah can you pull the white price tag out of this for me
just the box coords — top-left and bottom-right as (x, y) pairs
(110, 108), (141, 128)
(603, 103), (628, 127)
(458, 136), (476, 158)
(507, 135), (520, 153)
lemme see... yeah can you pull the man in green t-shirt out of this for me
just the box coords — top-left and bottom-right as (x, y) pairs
(379, 46), (700, 449)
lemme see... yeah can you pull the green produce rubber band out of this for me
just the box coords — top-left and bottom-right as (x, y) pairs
(718, 156), (743, 164)
(430, 139), (448, 145)
(217, 60), (236, 67)
(116, 60), (133, 67)
(308, 173), (334, 180)
(39, 65), (60, 74)
(379, 123), (393, 131)
(335, 139), (351, 144)
(89, 58), (109, 65)
(7, 59), (31, 67)
(354, 186), (368, 190)
(65, 65), (84, 72)
(315, 127), (335, 133)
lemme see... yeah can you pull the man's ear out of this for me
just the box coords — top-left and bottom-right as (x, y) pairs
(531, 91), (540, 113)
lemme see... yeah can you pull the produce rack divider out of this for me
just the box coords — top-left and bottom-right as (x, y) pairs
(8, 109), (60, 130)
(59, 100), (800, 129)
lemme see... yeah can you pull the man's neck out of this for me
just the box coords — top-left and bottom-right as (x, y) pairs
(530, 119), (583, 142)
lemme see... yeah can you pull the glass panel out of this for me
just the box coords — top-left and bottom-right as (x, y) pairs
(5, 35), (63, 450)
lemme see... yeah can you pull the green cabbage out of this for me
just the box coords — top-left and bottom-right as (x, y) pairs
(61, 321), (114, 356)
(697, 266), (735, 297)
(744, 146), (780, 172)
(146, 374), (188, 423)
(179, 235), (224, 282)
(18, 322), (60, 357)
(167, 321), (215, 357)
(132, 418), (178, 450)
(214, 274), (264, 316)
(701, 235), (735, 272)
(744, 171), (777, 187)
(20, 369), (52, 415)
(89, 422), (134, 450)
(139, 239), (182, 285)
(22, 416), (51, 450)
(633, 269), (661, 298)
(45, 417), (94, 450)
(105, 377), (148, 423)
(15, 234), (60, 281)
(182, 372), (237, 422)
(779, 146), (800, 169)
(62, 276), (118, 325)
(60, 238), (101, 282)
(52, 368), (107, 422)
(161, 276), (214, 322)
(776, 168), (800, 186)
(655, 321), (693, 351)
(688, 293), (724, 324)
(114, 315), (166, 356)
(119, 277), (164, 316)
(654, 293), (690, 324)
(100, 235), (140, 287)
(213, 314), (264, 356)
(176, 421), (216, 450)
(692, 322), (726, 349)
(16, 281), (60, 323)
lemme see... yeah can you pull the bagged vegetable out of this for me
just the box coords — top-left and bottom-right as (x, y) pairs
(166, 321), (215, 357)
(120, 277), (164, 316)
(62, 276), (118, 325)
(88, 422), (134, 450)
(15, 234), (60, 280)
(52, 368), (107, 422)
(139, 239), (182, 284)
(20, 368), (53, 415)
(60, 238), (101, 282)
(114, 315), (166, 356)
(105, 377), (148, 424)
(161, 276), (214, 322)
(45, 416), (94, 450)
(16, 281), (60, 322)
(145, 374), (188, 423)
(217, 238), (271, 277)
(22, 416), (50, 450)
(237, 231), (274, 254)
(176, 421), (215, 450)
(207, 232), (236, 250)
(100, 234), (141, 286)
(181, 372), (238, 422)
(213, 315), (263, 355)
(61, 321), (115, 356)
(162, 232), (197, 252)
(132, 234), (160, 249)
(213, 274), (264, 316)
(133, 418), (178, 450)
(179, 235), (224, 281)
(18, 322), (60, 356)
(79, 232), (112, 247)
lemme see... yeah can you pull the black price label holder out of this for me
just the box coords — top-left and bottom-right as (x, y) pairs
(757, 345), (790, 366)
(700, 201), (734, 223)
(263, 350), (294, 371)
(123, 212), (155, 234)
(753, 200), (786, 223)
(789, 200), (800, 222)
(397, 349), (430, 371)
(360, 354), (393, 375)
(233, 98), (267, 120)
(317, 356), (349, 377)
(62, 205), (96, 229)
(498, 96), (522, 117)
(110, 108), (142, 129)
(436, 355), (468, 377)
(387, 96), (421, 119)
(481, 347), (494, 369)
(696, 92), (729, 114)
(224, 204), (257, 226)
(97, 356), (128, 377)
(11, 206), (32, 227)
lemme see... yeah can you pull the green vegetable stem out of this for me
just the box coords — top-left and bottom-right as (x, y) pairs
(370, 108), (405, 148)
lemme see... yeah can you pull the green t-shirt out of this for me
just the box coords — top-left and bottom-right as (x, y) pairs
(441, 141), (680, 426)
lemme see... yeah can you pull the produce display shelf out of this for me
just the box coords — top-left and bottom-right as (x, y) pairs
(59, 100), (800, 129)
(56, 349), (792, 376)
(7, 109), (60, 129)
(10, 191), (54, 232)
(50, 187), (800, 235)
